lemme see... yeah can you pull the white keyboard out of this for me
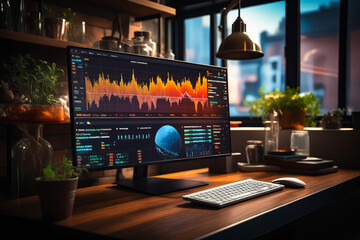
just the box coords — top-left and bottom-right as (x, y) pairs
(182, 179), (284, 208)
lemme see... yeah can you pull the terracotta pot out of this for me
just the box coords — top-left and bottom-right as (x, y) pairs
(36, 177), (78, 220)
(279, 109), (305, 130)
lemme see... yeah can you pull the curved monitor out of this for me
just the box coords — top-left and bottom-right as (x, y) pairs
(67, 47), (231, 194)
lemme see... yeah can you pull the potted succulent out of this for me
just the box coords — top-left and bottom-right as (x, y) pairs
(320, 108), (345, 129)
(245, 87), (320, 129)
(36, 153), (87, 220)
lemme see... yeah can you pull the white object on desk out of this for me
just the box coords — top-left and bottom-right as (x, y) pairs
(271, 177), (306, 188)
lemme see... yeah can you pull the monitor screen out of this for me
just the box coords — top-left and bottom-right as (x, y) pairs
(68, 47), (231, 171)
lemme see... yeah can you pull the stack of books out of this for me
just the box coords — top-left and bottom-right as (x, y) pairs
(264, 155), (338, 175)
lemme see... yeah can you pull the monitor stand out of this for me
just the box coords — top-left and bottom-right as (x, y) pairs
(115, 166), (208, 195)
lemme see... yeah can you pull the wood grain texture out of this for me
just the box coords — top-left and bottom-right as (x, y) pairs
(1, 168), (360, 240)
(81, 0), (176, 18)
(0, 29), (89, 48)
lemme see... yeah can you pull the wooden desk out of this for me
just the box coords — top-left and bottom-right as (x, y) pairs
(1, 168), (360, 240)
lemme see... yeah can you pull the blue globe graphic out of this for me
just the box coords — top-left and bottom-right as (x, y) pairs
(155, 125), (182, 159)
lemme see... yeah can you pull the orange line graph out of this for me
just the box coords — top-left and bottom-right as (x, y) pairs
(85, 70), (208, 112)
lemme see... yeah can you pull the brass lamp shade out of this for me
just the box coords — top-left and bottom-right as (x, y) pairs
(216, 17), (264, 60)
(216, 32), (264, 60)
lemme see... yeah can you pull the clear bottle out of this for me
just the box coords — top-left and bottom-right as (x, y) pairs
(264, 111), (279, 154)
(12, 123), (53, 197)
(164, 49), (175, 60)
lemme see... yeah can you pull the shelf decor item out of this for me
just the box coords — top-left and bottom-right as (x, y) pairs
(12, 123), (53, 197)
(264, 112), (279, 154)
(245, 87), (320, 129)
(44, 6), (76, 41)
(36, 153), (87, 220)
(320, 108), (345, 129)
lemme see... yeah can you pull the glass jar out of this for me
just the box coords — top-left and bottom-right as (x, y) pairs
(134, 31), (156, 56)
(12, 123), (53, 197)
(132, 36), (150, 56)
(290, 130), (310, 156)
(245, 140), (264, 165)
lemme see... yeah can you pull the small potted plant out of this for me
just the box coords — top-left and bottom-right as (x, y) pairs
(1, 53), (64, 122)
(36, 153), (87, 220)
(320, 108), (345, 129)
(245, 87), (320, 129)
(44, 6), (76, 41)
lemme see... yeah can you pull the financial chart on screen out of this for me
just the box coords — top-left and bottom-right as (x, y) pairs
(68, 47), (231, 170)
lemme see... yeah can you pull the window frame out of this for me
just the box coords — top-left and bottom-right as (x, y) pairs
(168, 0), (352, 126)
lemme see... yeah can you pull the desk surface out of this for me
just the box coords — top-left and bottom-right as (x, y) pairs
(1, 169), (360, 240)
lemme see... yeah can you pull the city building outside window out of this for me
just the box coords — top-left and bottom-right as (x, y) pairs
(300, 0), (340, 113)
(185, 15), (210, 65)
(347, 0), (360, 112)
(218, 1), (286, 117)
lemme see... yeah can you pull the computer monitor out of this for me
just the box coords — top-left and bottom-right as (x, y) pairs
(67, 46), (231, 194)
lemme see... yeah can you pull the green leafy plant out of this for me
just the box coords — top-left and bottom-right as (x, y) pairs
(2, 53), (63, 105)
(320, 108), (345, 126)
(43, 153), (88, 180)
(245, 87), (320, 126)
(44, 5), (76, 21)
(43, 4), (58, 19)
(61, 8), (76, 22)
(43, 5), (76, 39)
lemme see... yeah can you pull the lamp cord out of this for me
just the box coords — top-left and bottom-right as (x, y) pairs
(238, 0), (241, 18)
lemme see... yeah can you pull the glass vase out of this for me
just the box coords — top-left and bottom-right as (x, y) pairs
(264, 112), (279, 154)
(12, 123), (53, 198)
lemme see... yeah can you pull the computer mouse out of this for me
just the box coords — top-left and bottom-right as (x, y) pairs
(271, 177), (306, 188)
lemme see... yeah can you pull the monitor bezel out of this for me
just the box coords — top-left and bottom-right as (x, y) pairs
(67, 46), (232, 172)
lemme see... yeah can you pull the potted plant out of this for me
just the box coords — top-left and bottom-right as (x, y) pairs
(245, 87), (320, 129)
(36, 153), (87, 220)
(1, 53), (64, 122)
(44, 6), (76, 41)
(320, 108), (345, 129)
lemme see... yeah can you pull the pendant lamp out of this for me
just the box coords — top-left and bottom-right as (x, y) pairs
(216, 0), (264, 60)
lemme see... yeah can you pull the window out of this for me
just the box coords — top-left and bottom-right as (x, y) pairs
(185, 15), (210, 65)
(178, 0), (355, 122)
(300, 0), (340, 113)
(347, 0), (360, 112)
(218, 1), (286, 117)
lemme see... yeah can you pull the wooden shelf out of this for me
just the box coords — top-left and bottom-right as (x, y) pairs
(81, 0), (176, 18)
(0, 29), (89, 49)
(0, 0), (176, 49)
